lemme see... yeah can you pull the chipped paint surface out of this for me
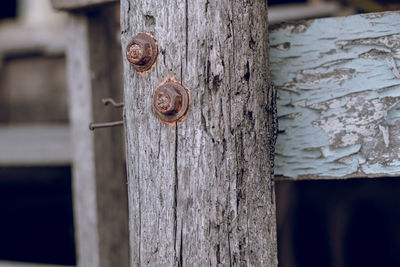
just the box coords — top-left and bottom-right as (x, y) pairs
(270, 11), (400, 179)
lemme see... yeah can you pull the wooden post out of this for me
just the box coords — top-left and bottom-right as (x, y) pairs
(66, 4), (129, 267)
(121, 0), (278, 265)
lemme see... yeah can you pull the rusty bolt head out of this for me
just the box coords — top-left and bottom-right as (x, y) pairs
(127, 44), (144, 65)
(153, 81), (190, 123)
(155, 86), (182, 115)
(126, 32), (158, 73)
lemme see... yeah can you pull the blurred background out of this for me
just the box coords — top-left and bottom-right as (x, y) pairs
(0, 0), (398, 266)
(0, 0), (73, 266)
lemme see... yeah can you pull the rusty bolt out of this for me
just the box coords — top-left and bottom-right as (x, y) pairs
(126, 32), (158, 73)
(127, 44), (144, 65)
(155, 86), (182, 115)
(153, 81), (190, 123)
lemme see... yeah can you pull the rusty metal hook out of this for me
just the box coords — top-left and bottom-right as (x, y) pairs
(89, 98), (124, 131)
(89, 120), (124, 130)
(102, 98), (124, 108)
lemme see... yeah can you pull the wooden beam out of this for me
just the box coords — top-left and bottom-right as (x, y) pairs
(270, 11), (400, 179)
(0, 125), (70, 166)
(51, 0), (117, 11)
(67, 4), (129, 267)
(121, 0), (277, 265)
(0, 23), (65, 58)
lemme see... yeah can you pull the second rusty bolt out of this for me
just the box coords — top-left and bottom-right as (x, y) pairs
(153, 80), (190, 123)
(156, 87), (182, 114)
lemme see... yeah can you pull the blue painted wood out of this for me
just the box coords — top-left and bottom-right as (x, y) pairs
(270, 11), (400, 179)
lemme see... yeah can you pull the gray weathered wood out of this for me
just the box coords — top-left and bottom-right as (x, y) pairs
(67, 4), (129, 267)
(270, 11), (400, 179)
(121, 0), (278, 265)
(0, 125), (70, 166)
(51, 0), (117, 11)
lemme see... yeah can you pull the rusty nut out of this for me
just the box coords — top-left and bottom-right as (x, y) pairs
(153, 81), (190, 123)
(126, 32), (158, 73)
(155, 87), (182, 115)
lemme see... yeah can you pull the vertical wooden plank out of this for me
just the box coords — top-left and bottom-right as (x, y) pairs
(67, 4), (129, 267)
(121, 0), (278, 265)
(67, 14), (98, 267)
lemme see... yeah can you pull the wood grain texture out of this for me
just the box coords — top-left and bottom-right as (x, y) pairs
(121, 0), (278, 266)
(67, 5), (129, 267)
(270, 11), (400, 179)
(51, 0), (117, 10)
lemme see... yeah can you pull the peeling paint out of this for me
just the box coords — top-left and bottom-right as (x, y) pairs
(360, 12), (386, 19)
(270, 11), (400, 179)
(271, 42), (291, 51)
(269, 20), (314, 34)
(387, 57), (400, 78)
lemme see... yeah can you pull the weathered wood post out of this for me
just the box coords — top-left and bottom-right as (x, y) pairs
(121, 0), (278, 265)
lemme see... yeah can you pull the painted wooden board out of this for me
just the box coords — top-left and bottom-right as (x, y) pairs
(0, 125), (71, 166)
(51, 0), (117, 10)
(270, 11), (400, 179)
